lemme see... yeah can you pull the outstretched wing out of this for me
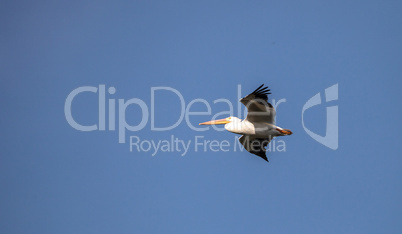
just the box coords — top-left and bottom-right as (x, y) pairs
(239, 135), (272, 162)
(240, 84), (276, 124)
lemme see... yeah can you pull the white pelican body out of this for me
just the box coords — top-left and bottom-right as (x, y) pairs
(199, 84), (292, 162)
(223, 117), (278, 137)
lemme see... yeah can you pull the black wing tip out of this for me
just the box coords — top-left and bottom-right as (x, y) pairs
(254, 148), (269, 162)
(258, 154), (269, 162)
(250, 151), (269, 162)
(251, 84), (271, 100)
(252, 84), (270, 93)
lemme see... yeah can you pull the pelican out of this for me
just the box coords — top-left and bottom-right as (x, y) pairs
(199, 84), (292, 162)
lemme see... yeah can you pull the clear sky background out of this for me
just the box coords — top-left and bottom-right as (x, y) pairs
(1, 1), (402, 233)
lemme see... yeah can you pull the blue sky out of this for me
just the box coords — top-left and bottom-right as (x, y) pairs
(1, 1), (402, 233)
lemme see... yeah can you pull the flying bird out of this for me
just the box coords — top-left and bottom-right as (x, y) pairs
(199, 84), (292, 162)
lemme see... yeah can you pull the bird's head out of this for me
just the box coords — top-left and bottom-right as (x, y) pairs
(199, 117), (244, 134)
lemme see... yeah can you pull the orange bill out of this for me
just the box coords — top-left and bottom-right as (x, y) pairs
(199, 118), (230, 125)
